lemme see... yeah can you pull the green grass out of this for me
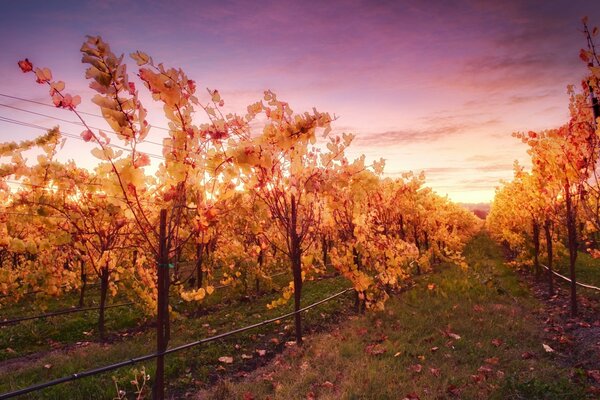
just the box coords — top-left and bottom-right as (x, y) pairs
(202, 232), (587, 399)
(0, 270), (352, 399)
(540, 249), (600, 302)
(1, 233), (591, 399)
(0, 285), (143, 362)
(0, 263), (288, 362)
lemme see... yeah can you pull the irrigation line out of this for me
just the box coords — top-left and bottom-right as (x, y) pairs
(0, 302), (134, 327)
(0, 279), (120, 299)
(0, 287), (352, 399)
(212, 270), (289, 290)
(540, 264), (600, 291)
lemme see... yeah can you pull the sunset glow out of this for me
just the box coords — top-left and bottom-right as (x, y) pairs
(1, 1), (599, 203)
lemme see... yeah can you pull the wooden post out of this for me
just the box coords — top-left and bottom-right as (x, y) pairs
(154, 209), (168, 400)
(98, 265), (109, 340)
(78, 259), (87, 308)
(564, 183), (578, 317)
(290, 195), (303, 345)
(532, 220), (541, 280)
(544, 218), (554, 296)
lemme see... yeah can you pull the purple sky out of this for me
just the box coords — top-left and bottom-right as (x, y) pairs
(1, 0), (599, 202)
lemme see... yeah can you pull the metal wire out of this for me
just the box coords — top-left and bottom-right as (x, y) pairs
(0, 302), (134, 327)
(540, 264), (600, 291)
(0, 287), (351, 399)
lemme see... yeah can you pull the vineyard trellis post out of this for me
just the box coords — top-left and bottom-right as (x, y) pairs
(153, 209), (169, 400)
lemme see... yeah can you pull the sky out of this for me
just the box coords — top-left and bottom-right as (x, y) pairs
(1, 0), (600, 203)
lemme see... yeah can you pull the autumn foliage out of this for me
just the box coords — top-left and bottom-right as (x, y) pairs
(1, 36), (479, 343)
(488, 19), (600, 316)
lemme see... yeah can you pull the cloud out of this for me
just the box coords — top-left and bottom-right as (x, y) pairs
(354, 116), (501, 147)
(355, 126), (465, 146)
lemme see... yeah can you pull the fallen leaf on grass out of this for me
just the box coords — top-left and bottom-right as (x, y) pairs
(521, 351), (535, 359)
(477, 365), (493, 375)
(218, 356), (234, 364)
(430, 346), (439, 352)
(321, 381), (334, 389)
(241, 354), (253, 359)
(542, 343), (555, 353)
(441, 327), (461, 340)
(44, 364), (52, 369)
(374, 333), (388, 343)
(409, 364), (423, 373)
(394, 352), (402, 357)
(484, 357), (499, 365)
(446, 384), (461, 396)
(587, 386), (600, 395)
(491, 338), (503, 347)
(558, 335), (573, 345)
(256, 349), (267, 356)
(365, 344), (386, 356)
(429, 367), (441, 377)
(586, 370), (600, 383)
(243, 392), (254, 400)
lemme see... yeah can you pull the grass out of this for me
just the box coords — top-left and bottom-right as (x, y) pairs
(537, 248), (600, 302)
(0, 262), (288, 362)
(1, 284), (144, 362)
(1, 233), (591, 399)
(202, 232), (588, 399)
(0, 269), (353, 399)
(555, 251), (600, 287)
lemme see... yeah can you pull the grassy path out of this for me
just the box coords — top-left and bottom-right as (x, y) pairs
(200, 232), (588, 399)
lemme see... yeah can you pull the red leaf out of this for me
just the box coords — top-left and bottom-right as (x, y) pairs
(477, 365), (493, 375)
(446, 384), (461, 396)
(321, 381), (334, 389)
(521, 351), (534, 359)
(356, 327), (368, 336)
(409, 364), (423, 373)
(491, 338), (503, 347)
(81, 130), (94, 142)
(365, 344), (386, 356)
(18, 59), (33, 73)
(587, 370), (600, 383)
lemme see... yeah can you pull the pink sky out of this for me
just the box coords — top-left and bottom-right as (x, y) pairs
(1, 0), (599, 203)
